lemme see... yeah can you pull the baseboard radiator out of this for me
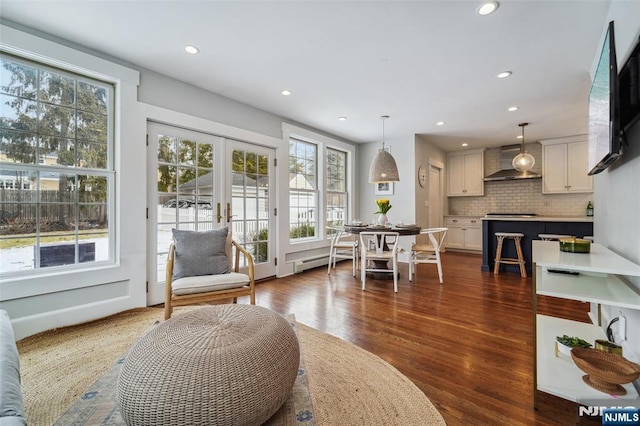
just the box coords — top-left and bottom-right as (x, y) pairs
(293, 255), (331, 273)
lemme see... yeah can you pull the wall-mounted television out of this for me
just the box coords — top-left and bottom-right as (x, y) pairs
(619, 35), (640, 132)
(587, 21), (622, 175)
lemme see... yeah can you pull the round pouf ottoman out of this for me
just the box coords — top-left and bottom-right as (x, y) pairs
(117, 305), (300, 425)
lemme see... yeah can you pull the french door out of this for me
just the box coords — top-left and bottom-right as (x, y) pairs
(146, 122), (276, 305)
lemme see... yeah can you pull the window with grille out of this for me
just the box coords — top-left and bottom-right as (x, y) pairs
(0, 53), (114, 274)
(326, 148), (347, 235)
(288, 137), (317, 241)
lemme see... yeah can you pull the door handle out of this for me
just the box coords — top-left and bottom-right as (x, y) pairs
(216, 203), (222, 223)
(226, 202), (236, 223)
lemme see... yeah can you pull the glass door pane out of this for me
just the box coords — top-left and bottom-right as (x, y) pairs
(228, 140), (275, 279)
(147, 122), (223, 304)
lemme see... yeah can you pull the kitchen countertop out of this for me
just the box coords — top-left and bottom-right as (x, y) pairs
(481, 216), (593, 222)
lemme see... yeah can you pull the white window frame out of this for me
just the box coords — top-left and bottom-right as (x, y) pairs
(280, 123), (356, 266)
(288, 136), (318, 243)
(0, 24), (144, 328)
(0, 52), (116, 277)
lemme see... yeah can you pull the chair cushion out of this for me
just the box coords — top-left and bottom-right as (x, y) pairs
(172, 228), (230, 280)
(171, 272), (250, 296)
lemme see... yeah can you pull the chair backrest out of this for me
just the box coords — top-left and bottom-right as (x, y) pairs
(420, 227), (448, 251)
(360, 231), (399, 256)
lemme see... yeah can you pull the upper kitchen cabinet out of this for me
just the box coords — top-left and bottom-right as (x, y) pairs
(447, 148), (485, 197)
(541, 136), (592, 194)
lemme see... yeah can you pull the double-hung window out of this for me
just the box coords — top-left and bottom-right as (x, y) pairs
(288, 137), (317, 240)
(326, 148), (347, 232)
(0, 53), (114, 274)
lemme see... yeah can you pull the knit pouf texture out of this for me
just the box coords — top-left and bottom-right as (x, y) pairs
(117, 305), (300, 426)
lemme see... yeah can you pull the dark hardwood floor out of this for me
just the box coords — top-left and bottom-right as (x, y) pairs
(245, 251), (602, 426)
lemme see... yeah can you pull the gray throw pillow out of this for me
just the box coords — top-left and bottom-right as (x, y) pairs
(172, 228), (230, 280)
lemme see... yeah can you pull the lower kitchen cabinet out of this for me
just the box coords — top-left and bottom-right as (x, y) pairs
(444, 216), (481, 251)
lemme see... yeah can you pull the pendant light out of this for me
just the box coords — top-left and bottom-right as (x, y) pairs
(368, 115), (400, 183)
(512, 122), (535, 171)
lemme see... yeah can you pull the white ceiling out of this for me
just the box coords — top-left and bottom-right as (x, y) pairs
(0, 1), (611, 151)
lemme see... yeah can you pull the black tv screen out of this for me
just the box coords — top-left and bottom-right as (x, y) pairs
(619, 35), (640, 131)
(588, 21), (621, 175)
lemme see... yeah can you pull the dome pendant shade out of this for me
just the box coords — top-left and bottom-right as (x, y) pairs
(369, 115), (400, 183)
(369, 149), (400, 183)
(512, 122), (535, 172)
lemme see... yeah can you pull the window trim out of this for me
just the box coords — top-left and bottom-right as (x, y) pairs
(280, 123), (356, 258)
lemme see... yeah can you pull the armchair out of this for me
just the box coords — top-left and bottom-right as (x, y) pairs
(164, 227), (255, 320)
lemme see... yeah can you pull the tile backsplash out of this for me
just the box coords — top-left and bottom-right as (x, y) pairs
(449, 143), (593, 217)
(449, 179), (593, 216)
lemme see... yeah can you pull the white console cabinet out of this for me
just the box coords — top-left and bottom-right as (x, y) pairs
(532, 241), (640, 408)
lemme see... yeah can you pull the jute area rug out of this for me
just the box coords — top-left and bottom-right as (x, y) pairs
(16, 306), (445, 425)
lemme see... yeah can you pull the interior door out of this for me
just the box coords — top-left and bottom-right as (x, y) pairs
(226, 140), (277, 279)
(428, 164), (443, 228)
(146, 122), (223, 305)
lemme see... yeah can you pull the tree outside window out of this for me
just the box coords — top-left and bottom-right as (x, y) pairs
(0, 53), (114, 273)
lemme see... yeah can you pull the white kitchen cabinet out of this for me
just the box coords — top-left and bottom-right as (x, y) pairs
(447, 149), (484, 196)
(532, 241), (640, 408)
(541, 136), (592, 194)
(444, 216), (481, 251)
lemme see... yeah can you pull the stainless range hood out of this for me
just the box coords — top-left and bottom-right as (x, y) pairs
(484, 144), (541, 181)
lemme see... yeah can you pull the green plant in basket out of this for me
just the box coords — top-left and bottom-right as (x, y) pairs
(556, 335), (592, 348)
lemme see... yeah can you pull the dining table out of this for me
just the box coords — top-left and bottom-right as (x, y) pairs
(343, 223), (422, 279)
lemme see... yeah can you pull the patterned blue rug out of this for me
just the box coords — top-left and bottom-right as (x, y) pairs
(54, 316), (315, 425)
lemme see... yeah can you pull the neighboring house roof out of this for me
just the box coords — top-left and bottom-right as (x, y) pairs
(289, 173), (314, 190)
(179, 172), (267, 192)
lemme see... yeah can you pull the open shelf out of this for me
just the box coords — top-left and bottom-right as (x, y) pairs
(537, 268), (640, 310)
(536, 315), (639, 402)
(533, 241), (640, 409)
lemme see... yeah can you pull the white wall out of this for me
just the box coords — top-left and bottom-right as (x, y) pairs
(415, 135), (447, 229)
(592, 1), (640, 363)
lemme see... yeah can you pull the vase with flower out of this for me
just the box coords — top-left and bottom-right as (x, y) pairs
(374, 199), (392, 225)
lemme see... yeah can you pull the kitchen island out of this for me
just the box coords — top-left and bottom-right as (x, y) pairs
(481, 216), (593, 275)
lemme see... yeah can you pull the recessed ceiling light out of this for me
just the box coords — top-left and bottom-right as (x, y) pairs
(184, 45), (199, 54)
(462, 143), (469, 147)
(497, 71), (512, 79)
(436, 121), (445, 126)
(281, 90), (292, 96)
(338, 116), (347, 121)
(477, 1), (499, 16)
(508, 106), (519, 112)
(517, 135), (524, 139)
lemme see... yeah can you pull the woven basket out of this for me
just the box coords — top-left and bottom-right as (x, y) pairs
(571, 347), (640, 394)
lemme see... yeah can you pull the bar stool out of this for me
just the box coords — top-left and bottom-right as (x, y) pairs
(538, 234), (573, 241)
(494, 232), (527, 278)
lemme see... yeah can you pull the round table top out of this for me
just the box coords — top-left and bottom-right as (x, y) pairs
(343, 224), (421, 235)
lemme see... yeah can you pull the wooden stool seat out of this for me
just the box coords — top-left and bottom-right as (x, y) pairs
(494, 232), (527, 278)
(538, 234), (573, 241)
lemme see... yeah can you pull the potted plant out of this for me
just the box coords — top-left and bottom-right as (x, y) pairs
(556, 334), (592, 357)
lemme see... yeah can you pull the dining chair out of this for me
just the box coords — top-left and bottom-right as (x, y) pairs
(327, 225), (359, 276)
(408, 227), (448, 284)
(359, 231), (400, 292)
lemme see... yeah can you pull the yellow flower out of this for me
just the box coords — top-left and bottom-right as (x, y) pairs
(375, 199), (392, 214)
